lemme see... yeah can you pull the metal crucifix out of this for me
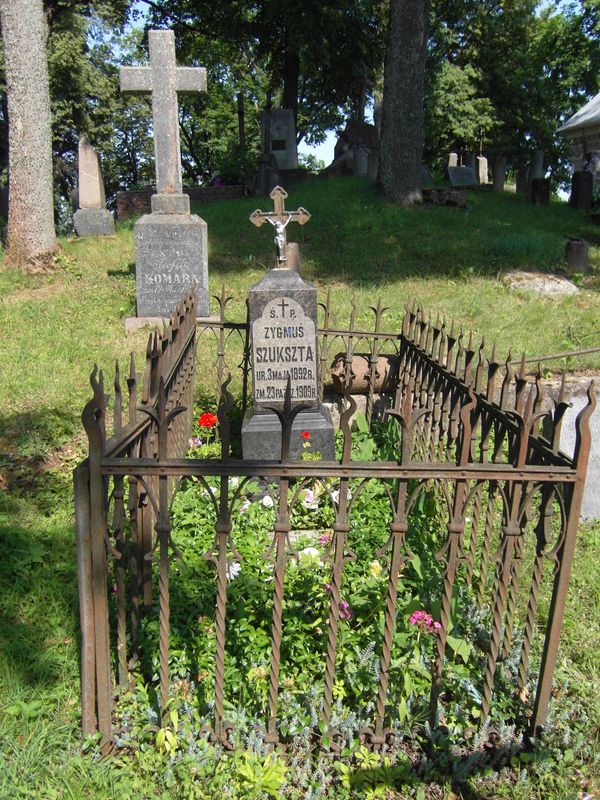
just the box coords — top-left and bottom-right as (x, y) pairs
(249, 186), (311, 265)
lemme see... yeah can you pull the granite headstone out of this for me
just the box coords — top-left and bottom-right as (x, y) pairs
(448, 152), (458, 168)
(120, 30), (209, 317)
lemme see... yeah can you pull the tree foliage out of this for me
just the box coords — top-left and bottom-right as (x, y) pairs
(424, 61), (497, 164)
(426, 0), (600, 174)
(144, 0), (384, 146)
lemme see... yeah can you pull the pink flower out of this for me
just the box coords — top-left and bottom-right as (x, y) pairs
(409, 609), (440, 634)
(324, 582), (333, 594)
(318, 532), (330, 544)
(339, 600), (352, 620)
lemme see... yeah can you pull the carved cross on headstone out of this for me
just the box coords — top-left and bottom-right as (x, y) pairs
(120, 30), (207, 196)
(249, 185), (310, 264)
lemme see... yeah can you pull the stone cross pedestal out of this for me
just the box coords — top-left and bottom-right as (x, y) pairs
(73, 137), (114, 236)
(120, 30), (209, 317)
(242, 188), (335, 461)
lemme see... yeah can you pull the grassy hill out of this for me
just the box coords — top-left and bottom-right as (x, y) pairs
(0, 178), (598, 798)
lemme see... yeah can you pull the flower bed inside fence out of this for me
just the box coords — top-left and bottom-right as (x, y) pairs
(75, 290), (595, 778)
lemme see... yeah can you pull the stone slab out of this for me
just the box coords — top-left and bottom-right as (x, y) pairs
(134, 212), (209, 316)
(73, 207), (115, 236)
(241, 406), (335, 461)
(505, 270), (579, 297)
(447, 166), (476, 187)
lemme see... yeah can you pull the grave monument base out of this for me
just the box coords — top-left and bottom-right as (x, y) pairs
(74, 207), (115, 236)
(135, 211), (209, 317)
(241, 407), (335, 461)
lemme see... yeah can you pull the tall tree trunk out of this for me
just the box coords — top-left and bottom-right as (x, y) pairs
(237, 91), (246, 151)
(0, 0), (58, 265)
(377, 0), (429, 204)
(282, 48), (299, 121)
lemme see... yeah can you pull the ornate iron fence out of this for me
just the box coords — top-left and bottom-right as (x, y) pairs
(74, 289), (595, 754)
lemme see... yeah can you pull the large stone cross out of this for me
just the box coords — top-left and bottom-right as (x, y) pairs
(120, 30), (206, 196)
(249, 185), (310, 264)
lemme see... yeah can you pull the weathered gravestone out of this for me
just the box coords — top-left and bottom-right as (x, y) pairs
(261, 109), (298, 171)
(120, 30), (209, 317)
(447, 166), (476, 187)
(531, 177), (551, 205)
(241, 186), (335, 460)
(476, 155), (488, 184)
(73, 137), (115, 236)
(570, 170), (593, 211)
(447, 152), (458, 168)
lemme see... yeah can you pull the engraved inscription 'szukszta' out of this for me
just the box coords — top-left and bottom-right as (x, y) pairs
(252, 296), (318, 405)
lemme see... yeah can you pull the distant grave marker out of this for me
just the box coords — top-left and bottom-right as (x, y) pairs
(73, 137), (114, 236)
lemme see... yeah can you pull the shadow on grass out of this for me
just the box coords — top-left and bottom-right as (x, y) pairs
(0, 406), (80, 506)
(107, 261), (136, 278)
(0, 502), (79, 690)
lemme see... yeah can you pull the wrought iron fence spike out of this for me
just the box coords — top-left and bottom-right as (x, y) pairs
(558, 373), (566, 404)
(519, 352), (527, 378)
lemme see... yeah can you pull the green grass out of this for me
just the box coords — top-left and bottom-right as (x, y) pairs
(0, 177), (599, 798)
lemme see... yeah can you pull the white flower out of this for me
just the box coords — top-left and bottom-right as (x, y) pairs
(299, 546), (323, 567)
(239, 499), (251, 513)
(226, 562), (241, 581)
(261, 495), (274, 508)
(302, 489), (320, 510)
(331, 488), (352, 506)
(229, 476), (240, 488)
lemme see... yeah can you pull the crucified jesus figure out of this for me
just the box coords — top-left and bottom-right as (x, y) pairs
(267, 213), (293, 263)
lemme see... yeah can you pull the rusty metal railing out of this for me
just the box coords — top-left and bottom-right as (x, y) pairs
(74, 289), (596, 754)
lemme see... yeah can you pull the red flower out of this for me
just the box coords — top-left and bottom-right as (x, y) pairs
(199, 412), (218, 428)
(300, 431), (310, 440)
